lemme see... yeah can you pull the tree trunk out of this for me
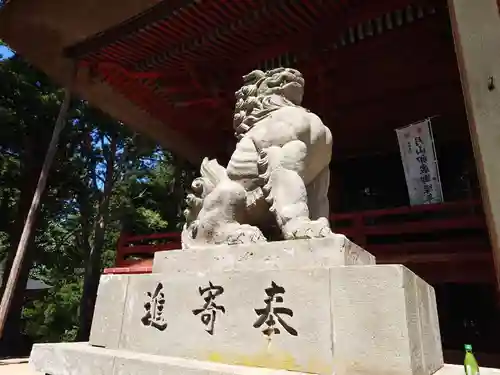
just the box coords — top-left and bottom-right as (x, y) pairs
(77, 136), (116, 341)
(0, 88), (71, 339)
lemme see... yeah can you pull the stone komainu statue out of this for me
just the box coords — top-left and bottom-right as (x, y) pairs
(182, 67), (335, 248)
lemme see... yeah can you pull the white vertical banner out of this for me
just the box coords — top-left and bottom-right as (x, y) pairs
(396, 119), (444, 206)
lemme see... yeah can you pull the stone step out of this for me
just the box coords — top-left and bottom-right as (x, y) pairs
(90, 264), (442, 375)
(29, 343), (500, 375)
(27, 342), (314, 375)
(152, 236), (376, 274)
(30, 342), (311, 375)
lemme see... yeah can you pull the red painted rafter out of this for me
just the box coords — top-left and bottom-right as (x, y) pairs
(88, 1), (266, 68)
(78, 0), (445, 71)
(127, 0), (323, 72)
(70, 0), (455, 158)
(232, 0), (437, 72)
(100, 66), (234, 152)
(81, 0), (443, 81)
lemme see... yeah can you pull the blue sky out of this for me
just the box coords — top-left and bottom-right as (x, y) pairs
(0, 45), (13, 60)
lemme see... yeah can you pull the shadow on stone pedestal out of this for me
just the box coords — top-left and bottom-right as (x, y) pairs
(30, 236), (446, 375)
(0, 332), (33, 359)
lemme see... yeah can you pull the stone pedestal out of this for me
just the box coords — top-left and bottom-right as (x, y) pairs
(29, 235), (444, 375)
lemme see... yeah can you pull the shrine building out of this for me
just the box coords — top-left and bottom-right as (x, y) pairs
(2, 0), (500, 364)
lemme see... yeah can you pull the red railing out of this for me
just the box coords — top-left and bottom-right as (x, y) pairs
(104, 232), (181, 274)
(331, 199), (486, 247)
(104, 200), (491, 282)
(330, 200), (493, 283)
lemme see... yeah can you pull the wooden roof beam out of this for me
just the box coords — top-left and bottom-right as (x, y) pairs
(64, 0), (194, 59)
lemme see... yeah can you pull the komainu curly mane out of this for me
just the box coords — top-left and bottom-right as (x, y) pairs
(232, 67), (305, 139)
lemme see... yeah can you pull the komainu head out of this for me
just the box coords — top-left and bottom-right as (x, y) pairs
(233, 68), (305, 138)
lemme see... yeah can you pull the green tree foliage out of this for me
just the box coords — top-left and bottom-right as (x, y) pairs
(0, 53), (195, 347)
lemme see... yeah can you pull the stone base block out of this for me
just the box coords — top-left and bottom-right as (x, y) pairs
(152, 235), (375, 274)
(29, 343), (500, 375)
(30, 343), (309, 375)
(90, 264), (443, 375)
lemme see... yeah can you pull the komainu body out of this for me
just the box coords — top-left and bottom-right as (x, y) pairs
(182, 68), (335, 248)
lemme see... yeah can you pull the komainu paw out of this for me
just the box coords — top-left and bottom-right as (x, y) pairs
(283, 217), (333, 240)
(216, 224), (267, 245)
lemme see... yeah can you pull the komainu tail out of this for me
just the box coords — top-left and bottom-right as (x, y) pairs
(182, 158), (228, 249)
(199, 157), (228, 186)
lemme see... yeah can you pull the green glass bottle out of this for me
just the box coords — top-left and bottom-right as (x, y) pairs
(464, 344), (480, 375)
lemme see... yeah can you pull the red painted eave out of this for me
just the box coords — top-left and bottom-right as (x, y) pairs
(63, 0), (452, 157)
